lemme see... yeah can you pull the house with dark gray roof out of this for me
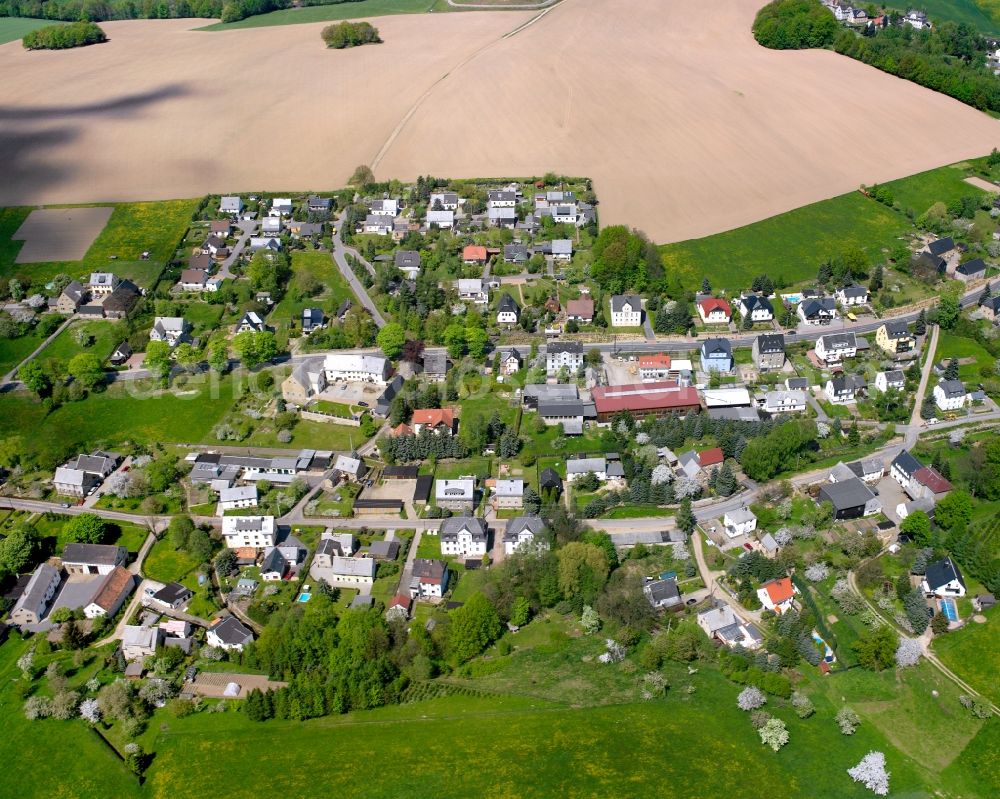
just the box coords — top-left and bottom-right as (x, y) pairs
(921, 556), (966, 597)
(206, 616), (254, 651)
(752, 333), (785, 370)
(503, 516), (546, 555)
(818, 477), (881, 519)
(439, 516), (488, 557)
(643, 577), (682, 610)
(9, 564), (61, 626)
(797, 297), (837, 325)
(496, 293), (521, 325)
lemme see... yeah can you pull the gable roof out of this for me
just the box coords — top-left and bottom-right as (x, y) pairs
(741, 294), (773, 313)
(755, 333), (785, 354)
(819, 477), (875, 510)
(761, 576), (794, 604)
(566, 297), (594, 317)
(539, 467), (562, 488)
(956, 258), (986, 277)
(699, 297), (731, 316)
(209, 615), (253, 646)
(892, 449), (923, 477)
(88, 566), (134, 611)
(62, 543), (126, 565)
(497, 293), (520, 316)
(610, 294), (642, 313)
(505, 515), (545, 541)
(925, 556), (965, 591)
(927, 237), (955, 256)
(701, 337), (732, 357)
(412, 408), (455, 428)
(698, 448), (724, 467)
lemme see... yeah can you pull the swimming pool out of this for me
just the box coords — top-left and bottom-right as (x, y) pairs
(939, 597), (958, 622)
(782, 293), (802, 304)
(297, 592), (312, 603)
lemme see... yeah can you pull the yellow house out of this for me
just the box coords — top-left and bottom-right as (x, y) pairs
(875, 320), (916, 356)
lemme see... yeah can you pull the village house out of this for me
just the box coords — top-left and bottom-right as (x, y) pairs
(149, 316), (188, 347)
(644, 577), (682, 610)
(362, 215), (394, 235)
(56, 281), (87, 314)
(819, 477), (881, 519)
(369, 197), (399, 216)
(547, 341), (584, 374)
(934, 379), (967, 412)
(440, 516), (489, 558)
(637, 353), (672, 381)
(9, 564), (61, 626)
(724, 507), (757, 537)
(980, 294), (1000, 322)
(610, 294), (643, 327)
(503, 515), (546, 555)
(61, 543), (127, 575)
(814, 331), (857, 364)
(890, 450), (953, 501)
(324, 556), (377, 589)
(566, 296), (595, 323)
(260, 216), (282, 237)
(551, 239), (573, 261)
(497, 347), (524, 376)
(412, 408), (456, 435)
(423, 350), (448, 382)
(206, 616), (254, 652)
(221, 515), (276, 549)
(487, 189), (517, 208)
(566, 456), (608, 482)
(752, 333), (785, 371)
(122, 625), (162, 660)
(829, 458), (884, 485)
(756, 576), (796, 614)
(697, 297), (731, 325)
(430, 191), (459, 211)
(53, 451), (119, 497)
(83, 567), (134, 619)
(333, 454), (366, 482)
(426, 210), (455, 229)
(921, 556), (966, 597)
(394, 250), (421, 279)
(88, 272), (118, 297)
(411, 558), (449, 598)
(955, 258), (987, 282)
(488, 207), (517, 228)
(835, 284), (869, 307)
(249, 237), (281, 253)
(825, 374), (865, 404)
(149, 582), (193, 610)
(875, 320), (916, 357)
(492, 479), (524, 510)
(436, 479), (476, 513)
(178, 269), (209, 292)
(301, 307), (325, 334)
(875, 370), (905, 393)
(313, 533), (357, 568)
(307, 196), (332, 214)
(503, 243), (528, 265)
(761, 390), (807, 414)
(698, 605), (763, 649)
(456, 278), (489, 306)
(797, 297), (838, 325)
(462, 246), (489, 266)
(496, 293), (521, 326)
(219, 196), (243, 215)
(236, 311), (266, 334)
(739, 294), (773, 323)
(700, 338), (733, 372)
(219, 485), (258, 510)
(923, 237), (958, 273)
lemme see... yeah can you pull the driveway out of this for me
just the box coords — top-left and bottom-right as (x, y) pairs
(216, 220), (258, 280)
(331, 213), (386, 327)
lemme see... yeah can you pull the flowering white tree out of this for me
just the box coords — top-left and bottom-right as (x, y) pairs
(791, 691), (815, 718)
(23, 696), (52, 720)
(640, 671), (667, 700)
(651, 464), (673, 485)
(816, 421), (831, 438)
(759, 717), (789, 751)
(581, 605), (601, 635)
(105, 472), (134, 499)
(598, 639), (626, 664)
(774, 527), (793, 546)
(776, 498), (793, 520)
(85, 677), (101, 694)
(836, 706), (861, 735)
(805, 563), (829, 582)
(672, 541), (689, 561)
(16, 644), (35, 679)
(79, 698), (101, 723)
(737, 686), (767, 711)
(635, 432), (650, 445)
(895, 637), (922, 668)
(25, 294), (46, 309)
(674, 476), (701, 499)
(848, 751), (890, 796)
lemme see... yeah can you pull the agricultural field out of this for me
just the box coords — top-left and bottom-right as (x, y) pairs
(932, 608), (1000, 706)
(2, 2), (999, 242)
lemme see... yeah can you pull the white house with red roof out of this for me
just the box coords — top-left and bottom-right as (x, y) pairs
(697, 297), (732, 325)
(411, 408), (456, 436)
(756, 576), (796, 614)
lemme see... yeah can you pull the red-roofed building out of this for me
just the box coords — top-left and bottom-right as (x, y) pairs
(566, 297), (594, 322)
(386, 593), (413, 620)
(390, 423), (413, 437)
(412, 408), (456, 435)
(638, 354), (672, 380)
(697, 448), (724, 467)
(697, 297), (732, 324)
(462, 245), (488, 265)
(913, 466), (952, 497)
(756, 577), (796, 614)
(591, 381), (701, 422)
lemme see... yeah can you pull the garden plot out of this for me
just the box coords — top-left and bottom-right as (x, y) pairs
(13, 207), (112, 262)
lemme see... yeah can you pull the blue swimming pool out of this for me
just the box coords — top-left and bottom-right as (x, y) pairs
(297, 592), (312, 603)
(939, 597), (958, 622)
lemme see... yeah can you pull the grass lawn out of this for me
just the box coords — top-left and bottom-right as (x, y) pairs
(0, 637), (140, 799)
(916, 0), (1000, 36)
(602, 505), (674, 519)
(144, 538), (200, 584)
(33, 319), (122, 366)
(269, 251), (354, 344)
(932, 607), (1000, 706)
(0, 17), (64, 44)
(246, 418), (371, 450)
(0, 327), (48, 377)
(659, 192), (911, 293)
(200, 0), (436, 29)
(881, 163), (988, 215)
(936, 332), (993, 383)
(80, 200), (198, 289)
(0, 375), (238, 450)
